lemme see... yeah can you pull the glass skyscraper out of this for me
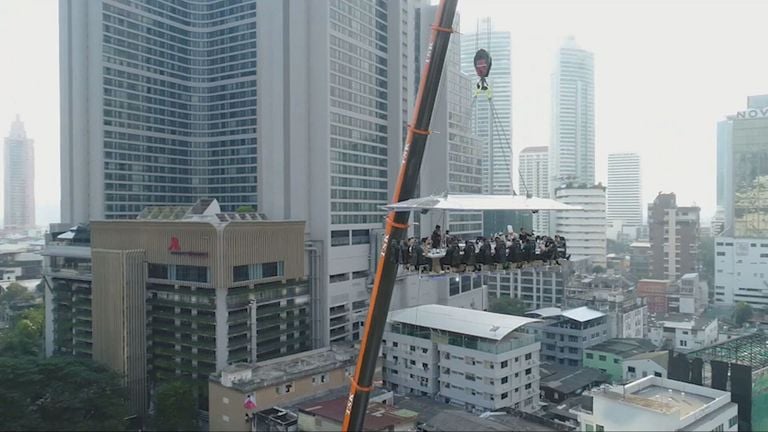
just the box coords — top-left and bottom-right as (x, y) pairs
(550, 36), (595, 188)
(61, 0), (258, 221)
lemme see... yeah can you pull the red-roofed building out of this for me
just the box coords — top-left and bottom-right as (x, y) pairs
(297, 396), (417, 432)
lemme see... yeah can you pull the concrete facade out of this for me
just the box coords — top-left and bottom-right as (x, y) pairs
(45, 200), (312, 418)
(525, 306), (609, 367)
(382, 305), (542, 413)
(553, 184), (607, 267)
(714, 237), (768, 309)
(208, 345), (357, 432)
(647, 193), (700, 282)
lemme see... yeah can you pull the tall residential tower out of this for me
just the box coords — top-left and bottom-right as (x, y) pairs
(3, 115), (35, 230)
(607, 153), (642, 239)
(550, 37), (594, 188)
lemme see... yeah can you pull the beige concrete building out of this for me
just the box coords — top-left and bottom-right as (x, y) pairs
(208, 344), (358, 432)
(46, 199), (314, 420)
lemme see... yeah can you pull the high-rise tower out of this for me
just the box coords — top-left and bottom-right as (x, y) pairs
(607, 153), (642, 238)
(4, 115), (35, 230)
(550, 36), (594, 188)
(61, 0), (415, 347)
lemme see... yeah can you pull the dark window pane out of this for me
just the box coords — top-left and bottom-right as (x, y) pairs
(233, 265), (249, 282)
(176, 265), (208, 283)
(148, 263), (168, 279)
(262, 262), (279, 278)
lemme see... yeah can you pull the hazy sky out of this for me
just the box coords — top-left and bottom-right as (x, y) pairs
(2, 0), (768, 226)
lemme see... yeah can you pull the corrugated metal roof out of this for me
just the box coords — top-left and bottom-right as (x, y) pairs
(562, 306), (605, 322)
(526, 307), (563, 318)
(388, 304), (540, 340)
(527, 306), (605, 322)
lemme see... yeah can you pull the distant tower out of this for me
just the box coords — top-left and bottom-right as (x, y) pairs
(550, 36), (595, 189)
(519, 146), (549, 234)
(4, 115), (35, 230)
(460, 17), (513, 195)
(607, 153), (642, 239)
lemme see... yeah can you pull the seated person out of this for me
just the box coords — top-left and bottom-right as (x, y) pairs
(507, 240), (521, 263)
(463, 240), (477, 268)
(480, 239), (494, 265)
(523, 238), (536, 262)
(440, 244), (454, 268)
(449, 241), (462, 268)
(494, 237), (507, 264)
(431, 225), (442, 250)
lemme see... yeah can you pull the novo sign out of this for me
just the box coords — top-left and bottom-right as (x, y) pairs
(736, 107), (768, 120)
(168, 236), (208, 257)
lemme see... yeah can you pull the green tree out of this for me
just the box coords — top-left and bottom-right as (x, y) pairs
(0, 282), (34, 305)
(0, 356), (129, 431)
(236, 205), (255, 213)
(154, 380), (199, 431)
(489, 296), (527, 316)
(733, 302), (754, 327)
(0, 303), (44, 357)
(592, 265), (606, 274)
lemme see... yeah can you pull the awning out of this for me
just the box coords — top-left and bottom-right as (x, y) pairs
(383, 194), (582, 212)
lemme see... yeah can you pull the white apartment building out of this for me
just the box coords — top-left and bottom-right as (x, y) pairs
(553, 184), (607, 267)
(382, 305), (542, 413)
(550, 36), (595, 187)
(578, 376), (738, 432)
(519, 146), (550, 235)
(648, 314), (718, 352)
(460, 18), (513, 195)
(607, 153), (642, 240)
(714, 237), (768, 309)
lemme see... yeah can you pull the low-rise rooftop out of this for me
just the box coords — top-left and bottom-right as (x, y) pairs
(591, 376), (731, 419)
(210, 344), (357, 392)
(650, 313), (717, 331)
(540, 363), (610, 395)
(297, 396), (417, 431)
(585, 338), (658, 357)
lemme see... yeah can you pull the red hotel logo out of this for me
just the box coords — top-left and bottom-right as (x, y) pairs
(168, 236), (208, 257)
(168, 236), (181, 252)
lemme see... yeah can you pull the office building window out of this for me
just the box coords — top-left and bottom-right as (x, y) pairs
(175, 265), (208, 283)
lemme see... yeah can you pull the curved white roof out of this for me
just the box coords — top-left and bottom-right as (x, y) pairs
(388, 304), (540, 341)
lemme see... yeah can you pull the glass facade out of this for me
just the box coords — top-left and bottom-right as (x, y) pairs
(732, 116), (768, 237)
(329, 0), (390, 226)
(101, 0), (257, 218)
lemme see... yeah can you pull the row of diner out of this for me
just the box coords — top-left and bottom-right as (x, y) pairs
(390, 225), (569, 273)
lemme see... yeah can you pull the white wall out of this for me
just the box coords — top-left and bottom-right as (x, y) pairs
(624, 358), (666, 382)
(715, 237), (768, 309)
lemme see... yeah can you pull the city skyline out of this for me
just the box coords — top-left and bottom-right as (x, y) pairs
(4, 1), (768, 225)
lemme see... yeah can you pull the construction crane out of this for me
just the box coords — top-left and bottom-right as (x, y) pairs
(341, 1), (459, 430)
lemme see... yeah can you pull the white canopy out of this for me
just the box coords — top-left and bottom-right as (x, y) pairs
(383, 194), (581, 212)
